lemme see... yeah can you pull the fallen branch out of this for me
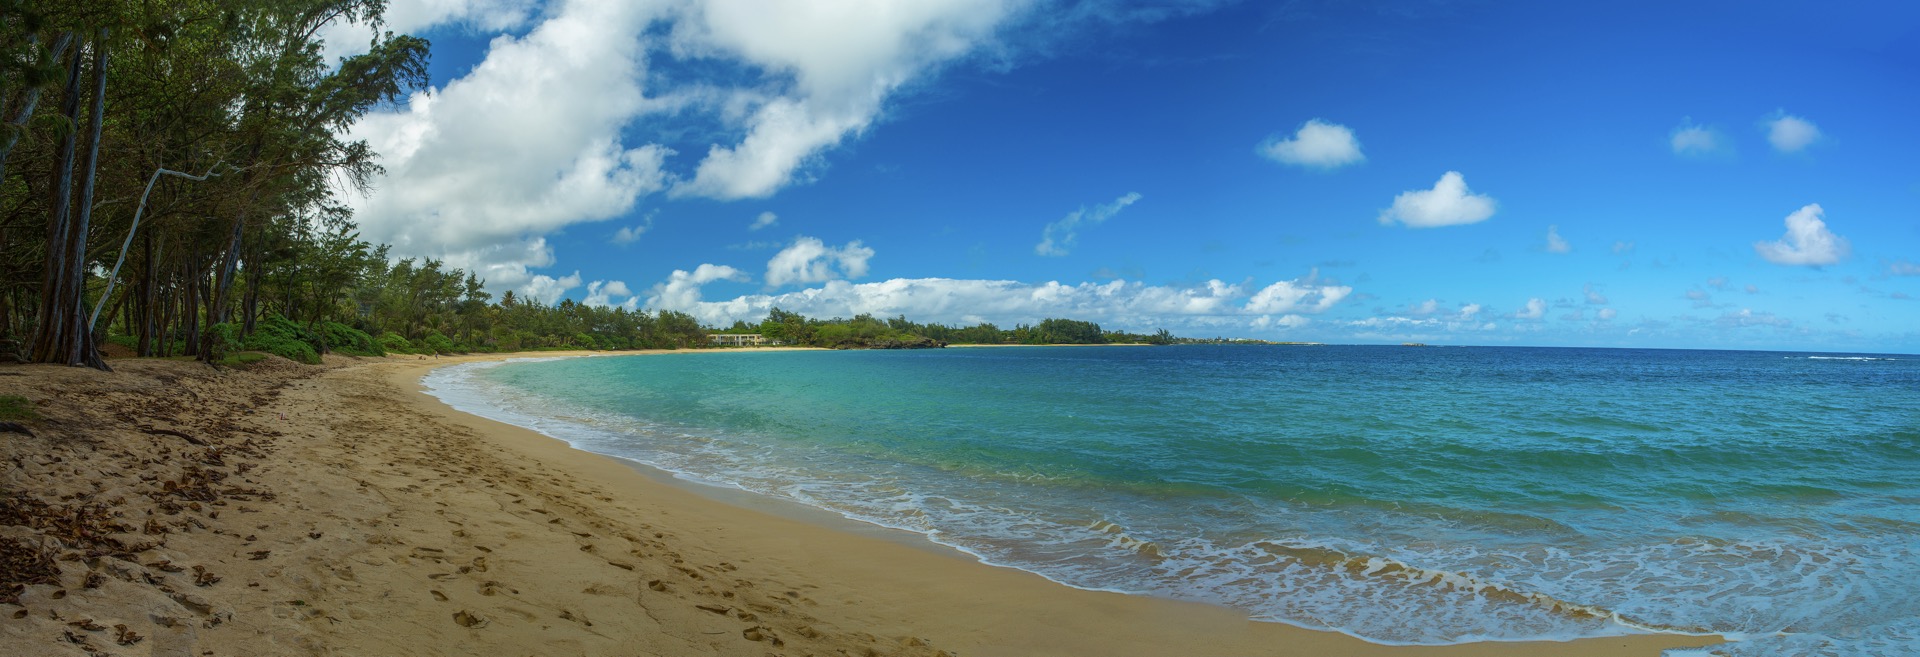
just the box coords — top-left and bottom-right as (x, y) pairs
(0, 422), (32, 438)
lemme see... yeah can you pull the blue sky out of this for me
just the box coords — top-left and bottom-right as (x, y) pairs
(327, 0), (1920, 352)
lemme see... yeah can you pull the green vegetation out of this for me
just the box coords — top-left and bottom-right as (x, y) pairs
(0, 395), (36, 422)
(720, 308), (1176, 350)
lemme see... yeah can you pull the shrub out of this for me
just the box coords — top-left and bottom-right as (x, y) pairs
(242, 315), (321, 364)
(377, 332), (414, 354)
(423, 331), (457, 355)
(321, 322), (385, 356)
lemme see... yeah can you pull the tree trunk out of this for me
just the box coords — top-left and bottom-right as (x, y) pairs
(28, 35), (86, 365)
(137, 232), (156, 355)
(64, 30), (112, 369)
(199, 212), (246, 360)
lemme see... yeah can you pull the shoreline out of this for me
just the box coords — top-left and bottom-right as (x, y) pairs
(398, 349), (1723, 656)
(0, 350), (1725, 655)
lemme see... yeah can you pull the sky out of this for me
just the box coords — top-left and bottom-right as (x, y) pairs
(321, 0), (1920, 352)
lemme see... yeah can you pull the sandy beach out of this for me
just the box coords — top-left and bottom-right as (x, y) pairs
(1, 351), (1722, 656)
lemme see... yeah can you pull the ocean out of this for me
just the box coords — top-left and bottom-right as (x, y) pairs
(424, 346), (1920, 655)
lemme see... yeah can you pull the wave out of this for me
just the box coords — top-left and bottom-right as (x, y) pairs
(423, 356), (1920, 655)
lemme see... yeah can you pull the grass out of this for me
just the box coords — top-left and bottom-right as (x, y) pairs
(0, 395), (38, 422)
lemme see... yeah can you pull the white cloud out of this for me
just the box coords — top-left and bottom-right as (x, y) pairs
(749, 211), (779, 231)
(646, 263), (751, 310)
(1583, 284), (1608, 305)
(521, 271), (584, 305)
(1258, 119), (1364, 170)
(584, 280), (637, 307)
(1458, 303), (1481, 319)
(343, 0), (1027, 293)
(1887, 259), (1920, 276)
(647, 271), (1352, 329)
(765, 236), (875, 287)
(1546, 225), (1571, 253)
(1408, 299), (1441, 316)
(612, 212), (657, 245)
(319, 0), (540, 64)
(1755, 203), (1850, 266)
(1251, 314), (1310, 329)
(1514, 297), (1546, 320)
(1745, 284), (1760, 294)
(1377, 171), (1496, 228)
(1670, 120), (1724, 156)
(344, 0), (677, 289)
(670, 0), (1019, 199)
(1036, 192), (1142, 256)
(1245, 274), (1352, 314)
(1706, 276), (1729, 290)
(1612, 241), (1635, 255)
(1596, 308), (1618, 321)
(1764, 112), (1821, 152)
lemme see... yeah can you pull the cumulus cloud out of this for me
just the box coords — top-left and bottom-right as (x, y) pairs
(765, 236), (875, 288)
(749, 211), (779, 231)
(1755, 203), (1850, 266)
(319, 0), (540, 64)
(646, 264), (751, 310)
(343, 0), (678, 293)
(1546, 225), (1571, 253)
(584, 280), (637, 308)
(1036, 192), (1142, 256)
(1764, 112), (1821, 152)
(1513, 297), (1546, 319)
(646, 271), (1352, 329)
(1378, 171), (1496, 228)
(1596, 308), (1618, 321)
(342, 0), (1027, 293)
(521, 271), (584, 305)
(1670, 119), (1725, 156)
(669, 0), (1018, 199)
(1258, 119), (1364, 170)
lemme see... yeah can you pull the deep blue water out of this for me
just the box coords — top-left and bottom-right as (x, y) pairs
(426, 346), (1920, 655)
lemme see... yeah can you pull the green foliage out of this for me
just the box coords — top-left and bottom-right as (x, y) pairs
(0, 396), (37, 422)
(377, 331), (414, 353)
(321, 322), (384, 356)
(241, 315), (321, 364)
(743, 308), (1164, 349)
(422, 331), (456, 355)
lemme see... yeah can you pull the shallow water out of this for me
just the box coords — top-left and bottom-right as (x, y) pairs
(425, 346), (1920, 655)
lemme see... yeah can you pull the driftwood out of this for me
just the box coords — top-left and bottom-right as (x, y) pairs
(0, 422), (32, 437)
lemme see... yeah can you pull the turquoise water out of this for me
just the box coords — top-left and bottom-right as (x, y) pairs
(425, 346), (1920, 655)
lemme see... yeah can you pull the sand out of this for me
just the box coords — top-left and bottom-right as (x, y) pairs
(0, 350), (1723, 656)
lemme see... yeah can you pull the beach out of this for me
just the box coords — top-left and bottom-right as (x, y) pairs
(0, 351), (1723, 656)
